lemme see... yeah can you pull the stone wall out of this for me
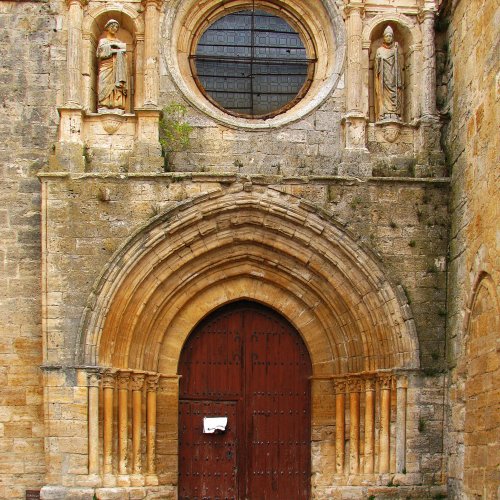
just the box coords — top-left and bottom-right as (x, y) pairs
(440, 0), (500, 497)
(0, 1), (63, 497)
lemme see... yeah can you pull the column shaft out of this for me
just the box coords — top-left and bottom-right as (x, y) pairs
(131, 374), (145, 474)
(66, 0), (83, 107)
(346, 6), (364, 112)
(379, 376), (392, 473)
(146, 375), (159, 477)
(396, 377), (408, 473)
(88, 373), (100, 475)
(102, 374), (115, 475)
(335, 381), (346, 473)
(117, 373), (130, 476)
(364, 379), (375, 474)
(143, 0), (160, 107)
(420, 10), (437, 117)
(349, 378), (361, 474)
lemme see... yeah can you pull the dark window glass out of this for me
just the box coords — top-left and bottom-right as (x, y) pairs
(191, 10), (314, 118)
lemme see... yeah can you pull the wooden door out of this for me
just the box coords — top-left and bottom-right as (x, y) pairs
(178, 301), (311, 499)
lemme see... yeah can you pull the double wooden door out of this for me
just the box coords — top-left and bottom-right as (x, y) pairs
(178, 301), (312, 499)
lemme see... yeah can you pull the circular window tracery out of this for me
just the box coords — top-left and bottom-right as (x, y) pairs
(189, 9), (316, 118)
(163, 0), (346, 129)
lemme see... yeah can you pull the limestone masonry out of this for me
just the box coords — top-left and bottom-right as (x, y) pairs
(0, 0), (497, 498)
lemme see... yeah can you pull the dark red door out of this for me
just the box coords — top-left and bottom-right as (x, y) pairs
(178, 301), (311, 499)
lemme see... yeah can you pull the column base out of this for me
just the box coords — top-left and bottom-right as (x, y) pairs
(117, 474), (131, 487)
(102, 473), (116, 487)
(130, 473), (145, 487)
(145, 473), (159, 486)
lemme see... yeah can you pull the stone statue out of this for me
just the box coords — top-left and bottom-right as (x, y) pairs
(97, 19), (128, 113)
(374, 26), (403, 121)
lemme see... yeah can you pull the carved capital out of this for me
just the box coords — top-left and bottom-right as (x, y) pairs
(130, 373), (145, 391)
(364, 377), (376, 392)
(66, 0), (88, 8)
(87, 371), (101, 388)
(418, 8), (435, 24)
(101, 370), (116, 389)
(348, 376), (363, 393)
(379, 374), (393, 391)
(146, 374), (160, 392)
(142, 0), (163, 10)
(333, 378), (347, 394)
(117, 371), (131, 390)
(344, 3), (365, 18)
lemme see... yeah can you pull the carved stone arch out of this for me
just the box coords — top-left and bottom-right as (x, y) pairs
(81, 5), (145, 113)
(78, 186), (419, 376)
(362, 13), (422, 123)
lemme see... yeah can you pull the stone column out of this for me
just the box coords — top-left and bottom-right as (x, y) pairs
(142, 0), (162, 108)
(396, 376), (408, 473)
(349, 377), (361, 474)
(87, 371), (101, 478)
(363, 377), (376, 474)
(334, 379), (346, 474)
(146, 374), (160, 485)
(135, 34), (145, 109)
(131, 373), (145, 485)
(343, 2), (367, 150)
(419, 9), (437, 118)
(66, 0), (86, 108)
(102, 370), (116, 485)
(117, 372), (130, 483)
(379, 374), (392, 473)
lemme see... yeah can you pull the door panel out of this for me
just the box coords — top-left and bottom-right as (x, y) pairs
(178, 301), (311, 499)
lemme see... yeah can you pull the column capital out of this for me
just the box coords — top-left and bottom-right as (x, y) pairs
(142, 0), (164, 10)
(333, 378), (347, 394)
(379, 373), (393, 390)
(102, 370), (116, 389)
(130, 373), (146, 391)
(418, 8), (436, 23)
(146, 374), (160, 392)
(87, 371), (101, 388)
(348, 376), (363, 393)
(364, 376), (376, 392)
(66, 0), (88, 7)
(117, 371), (131, 390)
(343, 2), (365, 18)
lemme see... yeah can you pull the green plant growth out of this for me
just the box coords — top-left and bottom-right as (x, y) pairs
(159, 103), (193, 170)
(418, 417), (426, 433)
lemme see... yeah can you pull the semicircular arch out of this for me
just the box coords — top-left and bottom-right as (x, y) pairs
(78, 187), (419, 375)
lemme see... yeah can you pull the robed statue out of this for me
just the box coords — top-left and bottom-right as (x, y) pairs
(97, 19), (128, 113)
(375, 26), (403, 121)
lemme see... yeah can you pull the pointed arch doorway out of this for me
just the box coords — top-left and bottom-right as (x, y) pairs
(178, 301), (312, 499)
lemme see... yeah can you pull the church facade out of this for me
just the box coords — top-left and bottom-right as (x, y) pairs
(0, 0), (497, 498)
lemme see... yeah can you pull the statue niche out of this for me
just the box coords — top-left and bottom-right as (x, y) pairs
(97, 19), (128, 114)
(373, 25), (403, 122)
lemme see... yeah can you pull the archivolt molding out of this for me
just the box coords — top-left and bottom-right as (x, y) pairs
(79, 186), (419, 374)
